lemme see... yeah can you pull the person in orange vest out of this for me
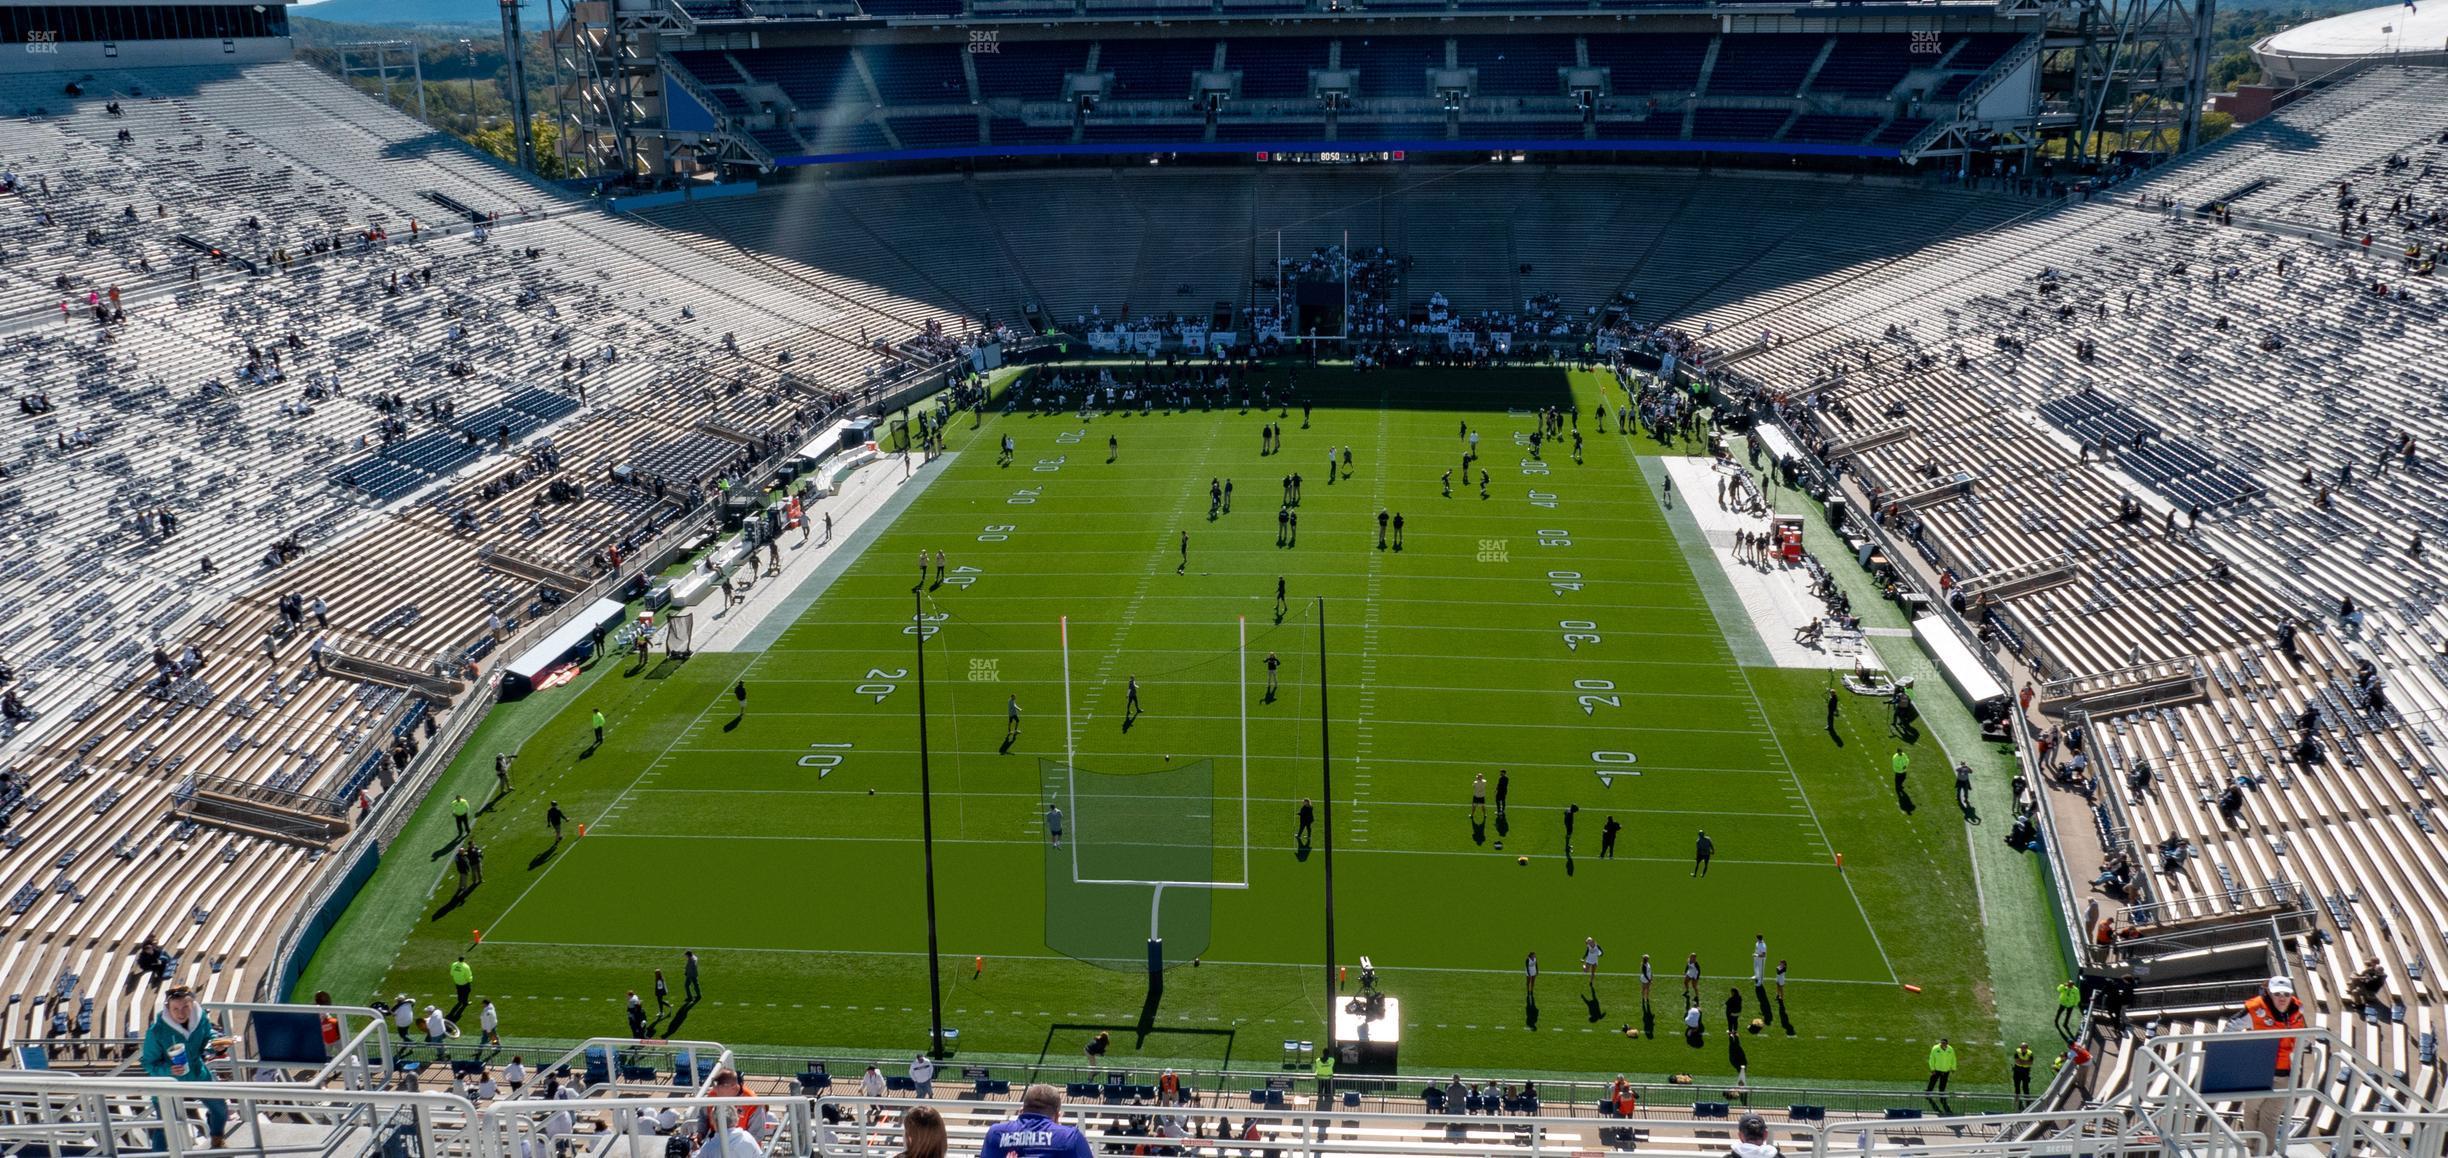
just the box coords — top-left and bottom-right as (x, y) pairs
(1609, 1075), (1637, 1118)
(693, 1068), (770, 1155)
(2239, 976), (2305, 1148)
(1157, 1069), (1181, 1106)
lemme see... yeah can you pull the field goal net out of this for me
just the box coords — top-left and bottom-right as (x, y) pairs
(1039, 615), (1254, 977)
(1042, 757), (1227, 971)
(664, 612), (695, 659)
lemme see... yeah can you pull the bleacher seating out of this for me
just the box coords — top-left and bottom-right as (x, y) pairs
(1102, 39), (1219, 100)
(26, 33), (2448, 1140)
(1809, 36), (1917, 99)
(680, 30), (2036, 160)
(971, 39), (1090, 102)
(1225, 37), (1327, 99)
(1703, 34), (1820, 97)
(0, 57), (952, 1053)
(1696, 63), (2448, 1112)
(858, 43), (970, 104)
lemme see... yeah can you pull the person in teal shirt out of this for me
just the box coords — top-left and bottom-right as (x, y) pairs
(141, 984), (233, 1149)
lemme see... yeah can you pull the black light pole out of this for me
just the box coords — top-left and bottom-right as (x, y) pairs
(1316, 597), (1337, 1015)
(914, 589), (948, 1057)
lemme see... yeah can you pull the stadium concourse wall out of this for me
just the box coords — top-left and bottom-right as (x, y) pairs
(762, 136), (1909, 167)
(257, 358), (970, 1008)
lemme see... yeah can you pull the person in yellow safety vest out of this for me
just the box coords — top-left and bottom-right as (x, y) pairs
(1313, 1051), (1334, 1102)
(1924, 1037), (1958, 1093)
(2011, 1042), (2037, 1104)
(449, 957), (473, 1009)
(1891, 750), (1911, 796)
(2239, 975), (2306, 1148)
(2055, 978), (2083, 1037)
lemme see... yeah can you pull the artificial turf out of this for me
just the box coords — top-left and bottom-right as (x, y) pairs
(295, 366), (2052, 1097)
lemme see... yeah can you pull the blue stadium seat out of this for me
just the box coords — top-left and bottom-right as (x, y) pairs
(861, 44), (970, 103)
(1707, 34), (1820, 96)
(1339, 35), (1446, 99)
(1810, 36), (1917, 98)
(1222, 37), (1324, 99)
(1455, 35), (1574, 95)
(1101, 39), (1217, 100)
(1585, 33), (1711, 93)
(973, 41), (1088, 101)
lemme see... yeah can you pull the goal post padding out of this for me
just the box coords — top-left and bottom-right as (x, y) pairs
(1042, 757), (1218, 971)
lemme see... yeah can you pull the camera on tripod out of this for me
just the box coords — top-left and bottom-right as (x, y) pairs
(1343, 956), (1386, 1021)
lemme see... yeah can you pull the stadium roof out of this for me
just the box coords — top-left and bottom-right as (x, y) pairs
(2257, 2), (2448, 65)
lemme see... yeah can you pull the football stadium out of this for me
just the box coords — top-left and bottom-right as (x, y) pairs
(3, 0), (2448, 1151)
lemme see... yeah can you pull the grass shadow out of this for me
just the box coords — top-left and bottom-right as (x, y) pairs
(1033, 1022), (1236, 1084)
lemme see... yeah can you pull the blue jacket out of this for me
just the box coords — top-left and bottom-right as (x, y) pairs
(141, 1009), (220, 1084)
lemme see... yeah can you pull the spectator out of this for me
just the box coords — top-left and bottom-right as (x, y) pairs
(129, 934), (168, 986)
(897, 1106), (948, 1158)
(860, 1063), (886, 1123)
(1730, 1112), (1781, 1158)
(692, 1067), (769, 1157)
(2347, 957), (2388, 1010)
(2239, 976), (2306, 1147)
(983, 1084), (1093, 1158)
(140, 984), (235, 1150)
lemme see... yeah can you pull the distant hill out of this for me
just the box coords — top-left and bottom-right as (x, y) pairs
(292, 0), (543, 29)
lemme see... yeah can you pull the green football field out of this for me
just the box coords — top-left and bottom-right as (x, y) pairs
(298, 366), (2052, 1093)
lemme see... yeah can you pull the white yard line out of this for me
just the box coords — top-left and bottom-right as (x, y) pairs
(471, 937), (1903, 985)
(548, 830), (1850, 868)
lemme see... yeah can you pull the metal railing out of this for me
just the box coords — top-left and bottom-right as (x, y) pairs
(14, 1007), (2445, 1157)
(0, 1078), (2292, 1158)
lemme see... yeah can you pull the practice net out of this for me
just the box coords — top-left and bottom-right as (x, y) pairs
(1042, 757), (1218, 971)
(664, 612), (695, 659)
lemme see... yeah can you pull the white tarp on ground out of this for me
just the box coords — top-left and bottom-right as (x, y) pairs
(1659, 456), (1881, 671)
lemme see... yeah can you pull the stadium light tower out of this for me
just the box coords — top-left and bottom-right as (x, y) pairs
(498, 0), (536, 172)
(1315, 596), (1338, 1018)
(912, 588), (949, 1057)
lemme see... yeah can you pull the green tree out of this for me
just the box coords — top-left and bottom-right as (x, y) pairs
(470, 116), (569, 178)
